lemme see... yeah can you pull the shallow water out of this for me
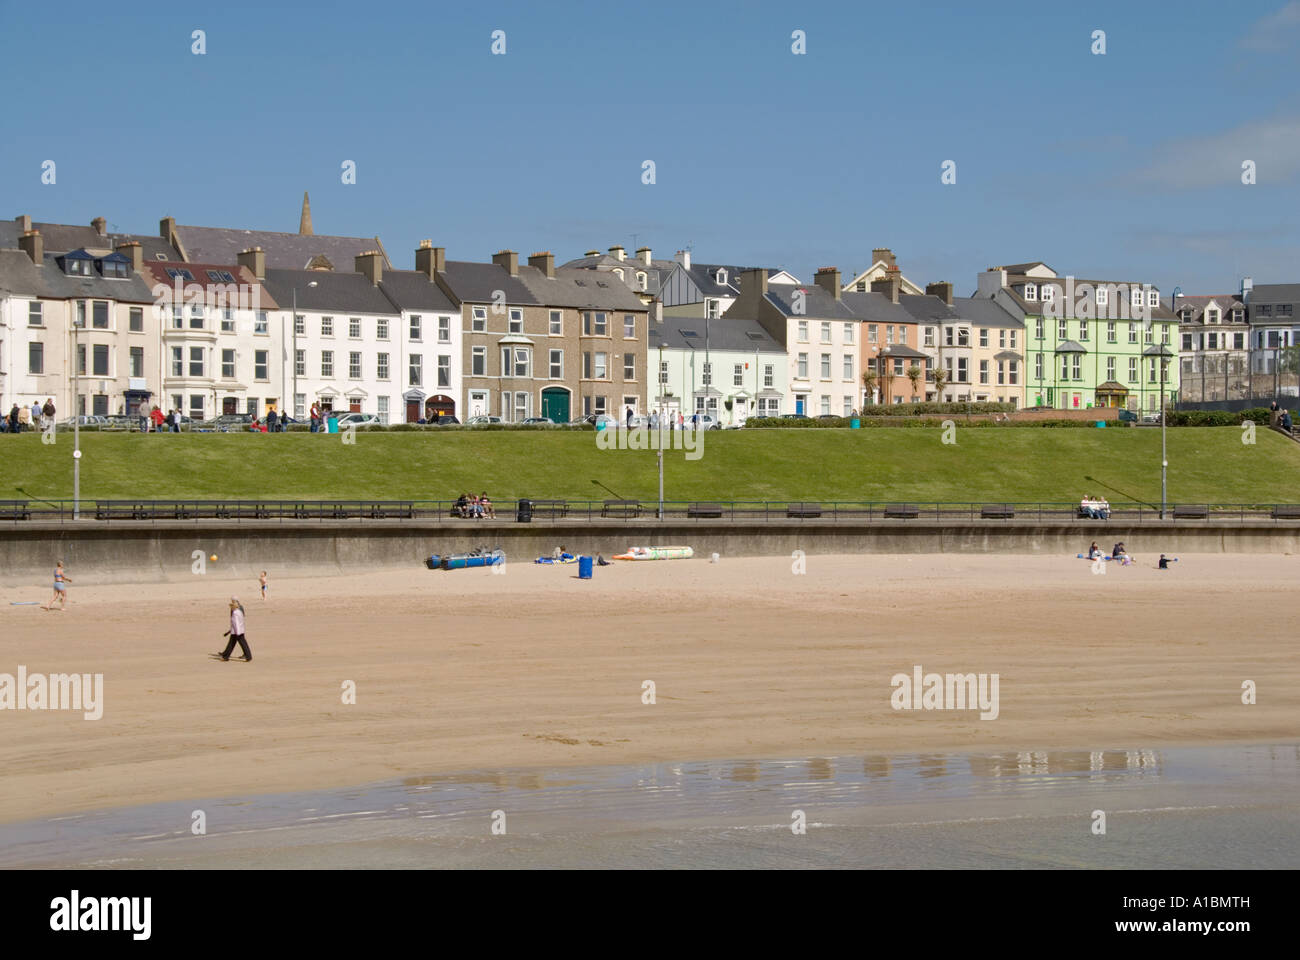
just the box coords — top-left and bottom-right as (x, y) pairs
(3, 744), (1297, 868)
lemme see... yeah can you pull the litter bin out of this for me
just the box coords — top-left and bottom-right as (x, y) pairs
(516, 498), (533, 523)
(327, 416), (338, 434)
(578, 555), (593, 579)
(850, 417), (861, 429)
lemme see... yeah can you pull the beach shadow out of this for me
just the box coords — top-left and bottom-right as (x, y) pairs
(1083, 475), (1157, 509)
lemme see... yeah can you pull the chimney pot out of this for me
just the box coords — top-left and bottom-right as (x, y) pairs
(237, 246), (266, 280)
(115, 240), (143, 273)
(676, 249), (691, 270)
(528, 251), (556, 278)
(926, 281), (954, 306)
(814, 266), (842, 301)
(636, 246), (652, 265)
(415, 243), (445, 279)
(355, 250), (384, 285)
(91, 216), (106, 237)
(15, 215), (31, 233)
(19, 229), (43, 265)
(492, 249), (519, 276)
(608, 245), (626, 261)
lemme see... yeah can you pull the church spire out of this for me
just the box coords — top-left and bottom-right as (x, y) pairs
(299, 191), (313, 236)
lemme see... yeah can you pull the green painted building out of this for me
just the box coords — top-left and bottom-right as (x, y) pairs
(976, 263), (1179, 413)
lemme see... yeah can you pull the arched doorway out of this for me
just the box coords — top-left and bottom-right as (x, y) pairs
(541, 386), (570, 423)
(425, 394), (455, 419)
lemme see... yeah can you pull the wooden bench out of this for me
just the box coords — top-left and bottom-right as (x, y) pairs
(529, 499), (569, 519)
(981, 503), (1016, 519)
(883, 503), (919, 519)
(0, 500), (32, 520)
(787, 502), (822, 519)
(687, 502), (724, 519)
(1272, 505), (1300, 520)
(94, 501), (151, 520)
(1173, 504), (1209, 520)
(602, 499), (642, 518)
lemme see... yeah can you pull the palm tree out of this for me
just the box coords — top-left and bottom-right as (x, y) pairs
(861, 368), (878, 407)
(932, 366), (949, 401)
(906, 364), (922, 401)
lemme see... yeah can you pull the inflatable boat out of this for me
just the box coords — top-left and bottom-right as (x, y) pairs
(534, 553), (577, 564)
(613, 545), (694, 561)
(428, 549), (505, 570)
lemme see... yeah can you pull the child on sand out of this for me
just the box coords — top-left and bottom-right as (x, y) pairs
(259, 570), (268, 599)
(42, 561), (71, 610)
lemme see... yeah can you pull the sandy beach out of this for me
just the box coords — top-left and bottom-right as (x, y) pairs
(1, 553), (1297, 825)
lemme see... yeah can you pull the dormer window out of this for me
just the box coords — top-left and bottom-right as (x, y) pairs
(100, 256), (129, 279)
(1095, 287), (1108, 306)
(1024, 283), (1037, 301)
(165, 267), (195, 282)
(1147, 290), (1159, 307)
(637, 272), (647, 290)
(613, 268), (624, 281)
(716, 269), (727, 284)
(61, 249), (96, 277)
(1041, 284), (1055, 302)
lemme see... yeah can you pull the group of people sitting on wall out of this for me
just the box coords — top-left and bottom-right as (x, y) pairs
(1080, 495), (1111, 519)
(454, 492), (496, 519)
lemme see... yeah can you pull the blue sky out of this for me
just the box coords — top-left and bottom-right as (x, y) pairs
(5, 0), (1300, 295)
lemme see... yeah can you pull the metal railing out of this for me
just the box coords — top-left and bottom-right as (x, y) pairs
(2, 498), (1300, 525)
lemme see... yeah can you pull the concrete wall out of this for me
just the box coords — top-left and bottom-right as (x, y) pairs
(3, 519), (1300, 584)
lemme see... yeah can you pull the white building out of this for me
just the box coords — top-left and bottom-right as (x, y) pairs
(650, 314), (786, 424)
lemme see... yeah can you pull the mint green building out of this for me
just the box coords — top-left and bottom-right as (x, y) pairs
(976, 263), (1179, 412)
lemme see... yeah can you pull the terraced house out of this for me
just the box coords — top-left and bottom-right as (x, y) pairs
(1169, 292), (1250, 403)
(728, 266), (860, 416)
(977, 262), (1178, 412)
(649, 313), (786, 424)
(420, 247), (649, 423)
(0, 230), (159, 417)
(143, 255), (281, 421)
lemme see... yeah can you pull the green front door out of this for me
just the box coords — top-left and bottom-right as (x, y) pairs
(541, 388), (570, 423)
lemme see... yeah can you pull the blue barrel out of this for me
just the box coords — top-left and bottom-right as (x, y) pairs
(578, 555), (593, 579)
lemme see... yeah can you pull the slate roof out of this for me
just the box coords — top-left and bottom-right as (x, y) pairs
(0, 249), (157, 302)
(173, 223), (390, 272)
(140, 261), (280, 309)
(649, 314), (783, 352)
(898, 294), (960, 323)
(876, 343), (930, 360)
(1054, 339), (1087, 353)
(437, 260), (538, 305)
(378, 269), (458, 312)
(261, 268), (399, 315)
(951, 295), (1025, 329)
(515, 265), (649, 311)
(995, 261), (1054, 275)
(764, 282), (858, 319)
(840, 290), (917, 326)
(1246, 283), (1300, 303)
(559, 252), (675, 297)
(1164, 295), (1246, 324)
(1001, 276), (1177, 320)
(0, 218), (181, 261)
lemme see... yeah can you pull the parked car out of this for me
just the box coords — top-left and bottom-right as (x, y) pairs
(521, 416), (557, 427)
(60, 415), (109, 428)
(684, 414), (722, 430)
(102, 414), (139, 429)
(431, 414), (461, 425)
(781, 413), (810, 420)
(1140, 413), (1163, 425)
(464, 415), (503, 425)
(334, 412), (384, 429)
(727, 416), (747, 429)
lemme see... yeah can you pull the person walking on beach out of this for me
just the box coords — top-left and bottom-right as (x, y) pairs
(216, 597), (252, 661)
(259, 570), (268, 600)
(42, 561), (71, 610)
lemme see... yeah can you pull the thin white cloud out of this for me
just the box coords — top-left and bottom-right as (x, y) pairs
(1239, 2), (1300, 50)
(1132, 115), (1300, 189)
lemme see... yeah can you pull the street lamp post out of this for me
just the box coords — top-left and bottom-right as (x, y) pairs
(1163, 289), (1181, 521)
(73, 316), (83, 519)
(292, 281), (318, 424)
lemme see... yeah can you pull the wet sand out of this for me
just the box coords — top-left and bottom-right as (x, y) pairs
(1, 553), (1297, 825)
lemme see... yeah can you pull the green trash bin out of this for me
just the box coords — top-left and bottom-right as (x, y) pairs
(850, 417), (861, 429)
(327, 416), (338, 434)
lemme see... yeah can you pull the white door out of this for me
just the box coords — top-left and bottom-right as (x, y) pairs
(469, 391), (487, 417)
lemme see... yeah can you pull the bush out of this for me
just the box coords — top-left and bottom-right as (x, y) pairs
(1165, 408), (1271, 426)
(856, 401), (1015, 416)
